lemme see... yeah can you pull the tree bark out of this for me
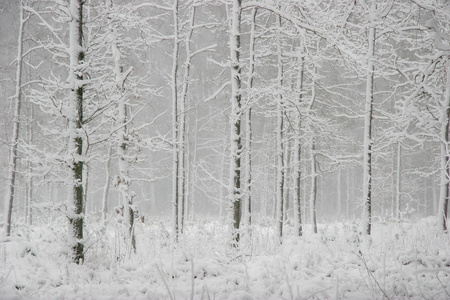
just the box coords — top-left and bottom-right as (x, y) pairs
(346, 168), (351, 219)
(68, 0), (85, 263)
(293, 46), (304, 236)
(101, 145), (112, 226)
(229, 0), (243, 244)
(438, 58), (450, 232)
(284, 138), (291, 222)
(275, 11), (284, 243)
(395, 143), (402, 219)
(245, 7), (257, 227)
(179, 4), (196, 234)
(361, 25), (375, 235)
(171, 0), (180, 241)
(337, 168), (342, 219)
(108, 0), (135, 253)
(25, 104), (33, 226)
(4, 0), (26, 237)
(310, 138), (318, 234)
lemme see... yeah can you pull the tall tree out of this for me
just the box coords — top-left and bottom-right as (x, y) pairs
(293, 42), (304, 237)
(310, 137), (318, 234)
(107, 0), (136, 253)
(244, 7), (257, 227)
(171, 0), (181, 241)
(67, 0), (85, 263)
(361, 15), (375, 235)
(179, 2), (198, 234)
(229, 0), (243, 244)
(4, 0), (27, 237)
(275, 10), (285, 243)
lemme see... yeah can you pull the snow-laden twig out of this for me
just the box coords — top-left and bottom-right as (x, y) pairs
(155, 263), (174, 300)
(190, 259), (195, 300)
(435, 273), (450, 298)
(354, 252), (391, 300)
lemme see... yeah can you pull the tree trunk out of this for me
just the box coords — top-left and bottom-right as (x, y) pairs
(361, 25), (375, 235)
(346, 168), (351, 219)
(293, 47), (304, 237)
(179, 4), (196, 234)
(82, 165), (89, 215)
(101, 145), (112, 226)
(4, 0), (26, 237)
(171, 0), (180, 241)
(284, 138), (291, 222)
(25, 98), (34, 226)
(245, 7), (257, 227)
(117, 102), (135, 253)
(68, 0), (85, 263)
(337, 168), (342, 220)
(245, 108), (252, 226)
(310, 138), (318, 234)
(229, 0), (243, 244)
(438, 58), (450, 232)
(108, 0), (135, 253)
(275, 11), (284, 243)
(395, 143), (402, 219)
(190, 110), (199, 222)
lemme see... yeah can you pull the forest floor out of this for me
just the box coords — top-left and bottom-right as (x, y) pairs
(1, 216), (449, 299)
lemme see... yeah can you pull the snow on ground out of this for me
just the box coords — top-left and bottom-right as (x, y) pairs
(1, 217), (449, 299)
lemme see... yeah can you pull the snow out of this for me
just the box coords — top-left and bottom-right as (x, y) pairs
(1, 217), (449, 299)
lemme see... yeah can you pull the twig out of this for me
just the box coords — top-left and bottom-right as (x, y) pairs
(190, 259), (195, 300)
(155, 264), (174, 300)
(435, 274), (450, 298)
(354, 252), (391, 300)
(305, 287), (333, 299)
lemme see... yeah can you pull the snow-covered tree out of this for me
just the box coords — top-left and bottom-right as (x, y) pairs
(66, 0), (86, 263)
(229, 0), (243, 244)
(4, 0), (29, 237)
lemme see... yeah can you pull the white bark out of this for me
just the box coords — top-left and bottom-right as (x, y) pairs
(395, 143), (402, 219)
(4, 0), (26, 237)
(68, 0), (85, 263)
(438, 58), (450, 232)
(293, 47), (304, 236)
(101, 145), (112, 226)
(179, 4), (196, 234)
(190, 110), (199, 222)
(308, 65), (318, 234)
(361, 25), (375, 235)
(108, 0), (135, 252)
(284, 139), (291, 222)
(346, 168), (351, 219)
(275, 12), (284, 243)
(172, 0), (180, 241)
(25, 104), (33, 226)
(245, 7), (257, 227)
(117, 100), (135, 252)
(219, 142), (227, 218)
(310, 138), (318, 234)
(337, 168), (342, 219)
(229, 0), (243, 244)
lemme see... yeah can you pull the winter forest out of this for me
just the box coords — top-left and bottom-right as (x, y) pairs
(0, 0), (449, 298)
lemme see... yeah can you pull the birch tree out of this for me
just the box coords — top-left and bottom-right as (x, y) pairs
(171, 0), (181, 241)
(4, 0), (28, 237)
(361, 10), (375, 235)
(229, 0), (243, 244)
(244, 7), (257, 227)
(67, 0), (85, 263)
(107, 0), (136, 253)
(179, 1), (201, 234)
(293, 42), (305, 237)
(275, 11), (285, 243)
